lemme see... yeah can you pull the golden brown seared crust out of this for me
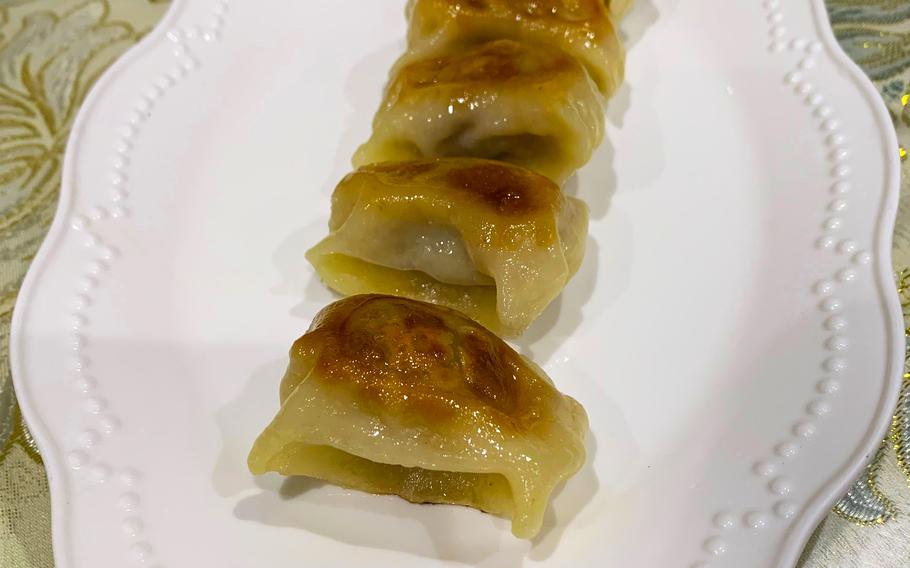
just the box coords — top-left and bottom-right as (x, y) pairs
(294, 295), (555, 431)
(444, 162), (553, 216)
(406, 0), (623, 94)
(359, 160), (439, 180)
(360, 158), (561, 218)
(390, 39), (577, 93)
(409, 0), (607, 29)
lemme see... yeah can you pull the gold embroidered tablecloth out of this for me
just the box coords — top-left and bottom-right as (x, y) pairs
(0, 1), (907, 566)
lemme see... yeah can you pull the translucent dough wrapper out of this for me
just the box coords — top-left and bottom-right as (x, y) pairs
(404, 0), (625, 96)
(306, 158), (589, 335)
(247, 295), (589, 539)
(354, 40), (604, 185)
(608, 0), (634, 18)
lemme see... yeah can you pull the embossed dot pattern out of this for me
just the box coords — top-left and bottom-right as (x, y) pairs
(67, 450), (89, 470)
(820, 297), (842, 312)
(826, 335), (849, 351)
(744, 511), (770, 530)
(825, 315), (847, 331)
(100, 415), (121, 434)
(120, 468), (141, 487)
(770, 477), (793, 496)
(853, 251), (872, 265)
(808, 400), (833, 416)
(122, 517), (144, 537)
(704, 536), (729, 556)
(836, 267), (857, 282)
(90, 463), (112, 484)
(84, 397), (107, 415)
(828, 199), (847, 213)
(775, 442), (800, 459)
(714, 511), (737, 530)
(836, 239), (856, 254)
(697, 2), (879, 561)
(793, 421), (817, 439)
(816, 235), (836, 249)
(78, 429), (99, 449)
(130, 542), (153, 563)
(774, 501), (798, 519)
(72, 376), (96, 393)
(813, 280), (834, 295)
(753, 460), (778, 477)
(824, 356), (847, 372)
(61, 2), (233, 564)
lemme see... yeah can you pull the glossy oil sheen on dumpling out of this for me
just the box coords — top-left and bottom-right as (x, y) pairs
(354, 39), (604, 184)
(247, 295), (589, 539)
(306, 158), (589, 335)
(404, 0), (625, 96)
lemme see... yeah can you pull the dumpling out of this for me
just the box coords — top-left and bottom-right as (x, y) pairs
(353, 39), (604, 185)
(403, 0), (625, 96)
(247, 294), (589, 539)
(306, 158), (588, 335)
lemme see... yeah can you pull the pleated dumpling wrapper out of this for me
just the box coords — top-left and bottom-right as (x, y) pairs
(247, 295), (589, 539)
(306, 158), (589, 335)
(403, 0), (625, 97)
(353, 39), (604, 185)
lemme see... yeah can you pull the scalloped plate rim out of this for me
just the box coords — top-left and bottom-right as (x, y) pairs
(770, 5), (903, 566)
(8, 1), (191, 566)
(8, 0), (904, 566)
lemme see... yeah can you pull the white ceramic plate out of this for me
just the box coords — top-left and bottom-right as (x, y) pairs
(10, 0), (902, 566)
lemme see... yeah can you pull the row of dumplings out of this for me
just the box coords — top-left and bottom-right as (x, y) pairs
(249, 0), (630, 540)
(309, 0), (628, 335)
